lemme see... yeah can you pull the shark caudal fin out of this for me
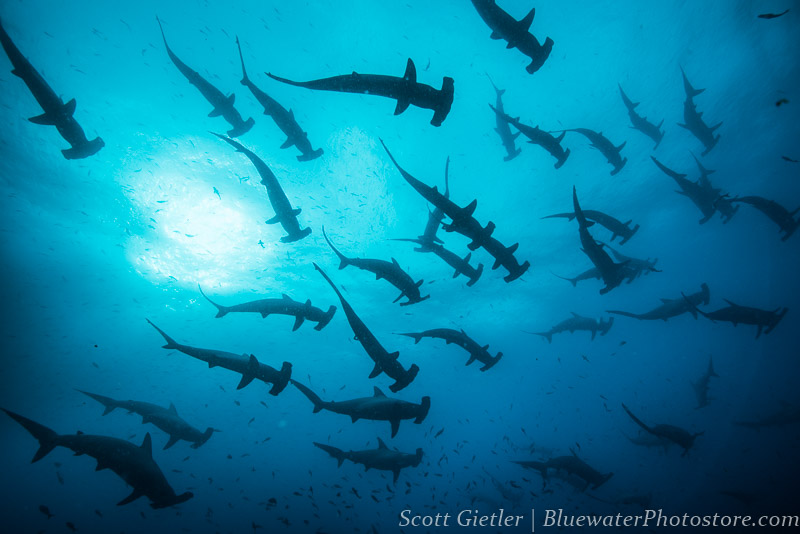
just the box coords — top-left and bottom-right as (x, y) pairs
(534, 332), (553, 344)
(149, 491), (194, 509)
(291, 380), (326, 413)
(681, 292), (709, 320)
(314, 442), (346, 467)
(621, 403), (652, 434)
(315, 305), (337, 331)
(397, 332), (424, 344)
(146, 319), (180, 349)
(197, 285), (228, 318)
(1, 408), (59, 463)
(322, 226), (350, 269)
(269, 361), (293, 396)
(415, 396), (432, 424)
(76, 389), (120, 416)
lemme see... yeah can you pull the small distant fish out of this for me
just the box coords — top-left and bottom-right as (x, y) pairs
(258, 240), (265, 248)
(91, 362), (99, 368)
(213, 187), (221, 199)
(758, 9), (789, 19)
(94, 510), (102, 517)
(39, 505), (54, 519)
(776, 98), (789, 107)
(66, 522), (77, 532)
(434, 428), (444, 438)
(782, 156), (799, 163)
(56, 471), (64, 485)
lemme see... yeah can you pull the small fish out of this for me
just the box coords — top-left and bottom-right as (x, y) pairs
(258, 240), (265, 248)
(434, 428), (444, 438)
(782, 156), (799, 163)
(94, 510), (103, 517)
(776, 98), (789, 107)
(66, 522), (77, 532)
(213, 187), (221, 199)
(758, 9), (789, 19)
(39, 505), (54, 519)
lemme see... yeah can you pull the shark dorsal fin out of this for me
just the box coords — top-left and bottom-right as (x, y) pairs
(722, 299), (740, 307)
(402, 59), (417, 83)
(570, 311), (580, 317)
(377, 437), (388, 449)
(169, 403), (178, 415)
(391, 257), (400, 268)
(519, 8), (536, 31)
(282, 293), (292, 300)
(141, 433), (153, 457)
(660, 298), (673, 303)
(373, 387), (386, 397)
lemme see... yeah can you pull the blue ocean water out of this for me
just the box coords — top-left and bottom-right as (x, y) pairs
(1, 0), (799, 532)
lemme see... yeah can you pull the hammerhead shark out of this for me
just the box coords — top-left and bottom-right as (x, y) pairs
(381, 140), (529, 281)
(486, 76), (521, 160)
(267, 58), (454, 126)
(146, 319), (292, 395)
(416, 157), (450, 249)
(691, 356), (718, 409)
(198, 285), (335, 331)
(608, 283), (710, 321)
(393, 238), (484, 287)
(618, 85), (664, 149)
(291, 382), (430, 438)
(157, 17), (253, 137)
(2, 408), (193, 509)
(682, 293), (788, 339)
(678, 68), (721, 156)
(604, 245), (660, 277)
(621, 403), (702, 456)
(314, 263), (419, 392)
(77, 390), (217, 449)
(730, 195), (799, 241)
(651, 156), (728, 224)
(489, 105), (569, 168)
(0, 18), (104, 159)
(470, 0), (554, 74)
(314, 438), (423, 483)
(531, 314), (614, 343)
(573, 187), (628, 294)
(322, 228), (428, 306)
(514, 449), (613, 490)
(559, 128), (627, 175)
(542, 209), (639, 244)
(397, 328), (503, 371)
(212, 133), (311, 242)
(236, 37), (322, 161)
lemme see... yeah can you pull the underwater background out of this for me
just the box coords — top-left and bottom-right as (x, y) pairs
(1, 0), (799, 532)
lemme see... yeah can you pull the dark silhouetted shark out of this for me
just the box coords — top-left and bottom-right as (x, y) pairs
(678, 68), (721, 156)
(314, 438), (423, 483)
(470, 1), (553, 74)
(489, 105), (569, 168)
(322, 228), (428, 306)
(691, 356), (718, 410)
(682, 294), (788, 339)
(514, 449), (613, 490)
(392, 238), (484, 287)
(267, 58), (453, 126)
(730, 195), (799, 241)
(651, 156), (722, 224)
(157, 17), (253, 137)
(573, 187), (627, 294)
(381, 141), (529, 281)
(314, 263), (419, 392)
(622, 403), (702, 456)
(559, 128), (627, 175)
(0, 18), (103, 159)
(531, 313), (613, 343)
(605, 244), (660, 278)
(147, 319), (292, 395)
(2, 408), (193, 509)
(236, 37), (322, 161)
(608, 283), (710, 321)
(212, 133), (311, 242)
(292, 382), (430, 438)
(618, 84), (664, 149)
(397, 328), (502, 371)
(198, 285), (335, 330)
(486, 76), (521, 160)
(542, 209), (639, 244)
(77, 390), (216, 449)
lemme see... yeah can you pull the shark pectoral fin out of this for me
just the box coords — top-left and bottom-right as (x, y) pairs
(168, 402), (178, 414)
(95, 460), (109, 471)
(208, 107), (223, 118)
(237, 374), (256, 390)
(350, 415), (359, 423)
(489, 30), (502, 40)
(29, 112), (56, 125)
(394, 98), (411, 115)
(465, 353), (477, 366)
(291, 208), (301, 216)
(373, 387), (386, 397)
(388, 351), (400, 360)
(265, 214), (281, 224)
(63, 98), (77, 116)
(393, 469), (400, 484)
(280, 137), (294, 149)
(117, 489), (143, 506)
(389, 419), (401, 438)
(292, 315), (304, 331)
(368, 362), (382, 378)
(164, 435), (181, 450)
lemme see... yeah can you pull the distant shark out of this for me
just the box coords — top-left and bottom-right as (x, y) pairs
(147, 319), (292, 395)
(558, 128), (627, 175)
(514, 449), (613, 491)
(236, 37), (322, 161)
(542, 209), (639, 245)
(322, 227), (428, 306)
(678, 68), (721, 156)
(77, 390), (217, 449)
(682, 294), (788, 339)
(157, 17), (253, 137)
(691, 356), (718, 409)
(486, 76), (522, 160)
(618, 84), (664, 149)
(198, 285), (335, 331)
(212, 133), (311, 242)
(267, 58), (454, 126)
(392, 238), (484, 287)
(531, 313), (613, 343)
(291, 381), (430, 438)
(730, 195), (799, 241)
(2, 408), (193, 509)
(608, 283), (710, 321)
(397, 328), (503, 371)
(314, 438), (423, 483)
(0, 17), (103, 159)
(470, 0), (554, 74)
(489, 105), (569, 168)
(314, 263), (419, 392)
(651, 156), (728, 224)
(622, 403), (702, 456)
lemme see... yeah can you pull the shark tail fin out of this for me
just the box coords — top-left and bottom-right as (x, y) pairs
(314, 442), (345, 467)
(397, 332), (424, 344)
(621, 403), (652, 433)
(534, 332), (553, 344)
(146, 319), (180, 349)
(76, 389), (119, 416)
(197, 285), (228, 318)
(322, 226), (350, 269)
(291, 380), (326, 413)
(315, 305), (337, 331)
(2, 408), (59, 463)
(681, 292), (709, 319)
(235, 35), (249, 84)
